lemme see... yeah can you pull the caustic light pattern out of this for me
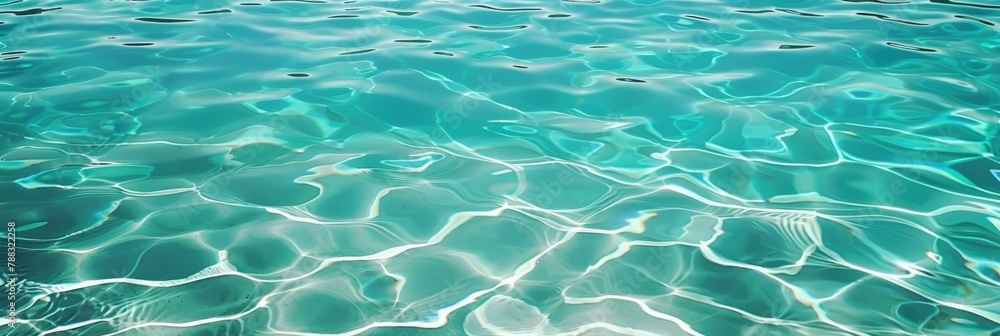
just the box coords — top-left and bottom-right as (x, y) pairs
(1, 0), (1000, 335)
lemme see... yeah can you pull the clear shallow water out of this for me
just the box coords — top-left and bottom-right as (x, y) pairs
(1, 0), (1000, 335)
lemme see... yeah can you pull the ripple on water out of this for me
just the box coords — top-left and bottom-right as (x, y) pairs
(2, 0), (999, 335)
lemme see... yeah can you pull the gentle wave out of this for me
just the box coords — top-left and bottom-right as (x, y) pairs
(1, 0), (999, 335)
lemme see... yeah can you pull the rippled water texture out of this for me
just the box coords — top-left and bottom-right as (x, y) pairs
(2, 0), (1000, 335)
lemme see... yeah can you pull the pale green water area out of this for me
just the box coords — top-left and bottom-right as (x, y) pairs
(2, 0), (1000, 335)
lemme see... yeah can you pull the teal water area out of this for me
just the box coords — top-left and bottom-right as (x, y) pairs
(2, 0), (1000, 335)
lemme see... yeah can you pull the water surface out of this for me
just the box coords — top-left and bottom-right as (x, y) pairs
(2, 0), (1000, 335)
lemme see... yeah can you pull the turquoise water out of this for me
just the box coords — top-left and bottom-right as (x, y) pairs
(2, 0), (1000, 335)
